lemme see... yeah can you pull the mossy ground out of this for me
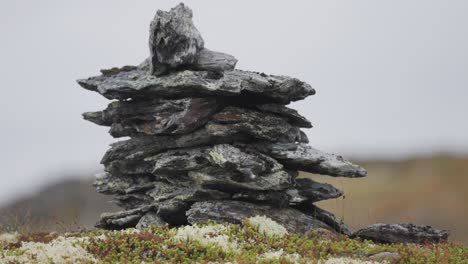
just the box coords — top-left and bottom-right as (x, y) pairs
(1, 219), (467, 264)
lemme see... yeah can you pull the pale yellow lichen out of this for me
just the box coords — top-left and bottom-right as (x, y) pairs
(174, 224), (239, 252)
(208, 149), (227, 164)
(258, 248), (300, 263)
(247, 215), (288, 237)
(0, 232), (19, 245)
(0, 236), (96, 264)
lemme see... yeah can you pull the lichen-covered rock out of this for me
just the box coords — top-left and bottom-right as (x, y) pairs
(186, 168), (293, 192)
(231, 178), (343, 206)
(150, 144), (282, 177)
(149, 3), (204, 76)
(147, 144), (294, 191)
(352, 223), (449, 244)
(187, 200), (332, 234)
(93, 173), (155, 194)
(101, 109), (307, 173)
(77, 66), (315, 104)
(136, 211), (167, 230)
(250, 142), (367, 177)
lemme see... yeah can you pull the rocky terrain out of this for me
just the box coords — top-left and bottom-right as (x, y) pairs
(73, 3), (452, 245)
(79, 3), (370, 236)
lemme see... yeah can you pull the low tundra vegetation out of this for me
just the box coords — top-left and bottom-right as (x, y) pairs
(1, 216), (467, 264)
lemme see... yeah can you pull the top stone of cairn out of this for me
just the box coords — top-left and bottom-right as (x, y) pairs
(149, 3), (236, 75)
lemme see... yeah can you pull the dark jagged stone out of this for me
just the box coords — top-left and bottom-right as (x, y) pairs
(151, 144), (282, 178)
(77, 66), (315, 104)
(148, 182), (229, 203)
(96, 205), (154, 229)
(96, 181), (231, 229)
(231, 191), (291, 207)
(185, 168), (292, 192)
(293, 178), (343, 202)
(230, 178), (342, 206)
(192, 48), (237, 72)
(254, 104), (312, 128)
(211, 106), (304, 143)
(124, 144), (293, 191)
(84, 98), (223, 137)
(101, 109), (306, 174)
(187, 200), (332, 234)
(136, 212), (167, 230)
(250, 142), (367, 178)
(84, 100), (312, 139)
(295, 203), (352, 235)
(149, 3), (204, 76)
(352, 224), (449, 244)
(113, 193), (154, 210)
(148, 4), (237, 75)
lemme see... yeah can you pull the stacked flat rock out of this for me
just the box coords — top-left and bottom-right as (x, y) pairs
(79, 3), (368, 235)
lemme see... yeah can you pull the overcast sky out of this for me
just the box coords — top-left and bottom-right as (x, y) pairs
(0, 0), (467, 204)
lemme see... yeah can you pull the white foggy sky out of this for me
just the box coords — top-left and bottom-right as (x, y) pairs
(0, 0), (467, 204)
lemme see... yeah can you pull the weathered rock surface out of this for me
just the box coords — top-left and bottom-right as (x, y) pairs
(77, 65), (315, 104)
(250, 142), (367, 177)
(100, 109), (307, 173)
(254, 104), (312, 128)
(293, 178), (343, 203)
(84, 98), (223, 137)
(192, 48), (237, 72)
(149, 3), (204, 76)
(295, 203), (352, 235)
(93, 173), (155, 195)
(84, 100), (312, 138)
(232, 178), (343, 206)
(352, 223), (449, 244)
(187, 200), (332, 234)
(211, 107), (305, 143)
(136, 212), (167, 230)
(149, 144), (293, 191)
(96, 205), (154, 229)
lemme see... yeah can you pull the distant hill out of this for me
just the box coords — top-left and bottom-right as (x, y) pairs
(0, 177), (119, 232)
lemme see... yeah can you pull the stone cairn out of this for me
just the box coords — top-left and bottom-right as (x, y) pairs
(79, 3), (449, 243)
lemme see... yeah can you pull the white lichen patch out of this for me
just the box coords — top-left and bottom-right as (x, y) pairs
(174, 224), (239, 252)
(319, 257), (388, 264)
(258, 248), (300, 263)
(0, 233), (19, 245)
(247, 215), (288, 237)
(0, 236), (96, 264)
(119, 228), (140, 234)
